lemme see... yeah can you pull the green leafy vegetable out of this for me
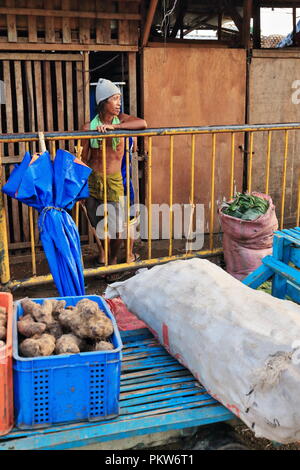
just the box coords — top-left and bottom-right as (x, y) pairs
(222, 193), (269, 221)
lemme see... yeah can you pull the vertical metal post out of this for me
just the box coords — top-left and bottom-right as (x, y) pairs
(25, 141), (37, 276)
(102, 139), (109, 265)
(187, 134), (195, 254)
(125, 138), (131, 263)
(50, 140), (56, 160)
(169, 135), (174, 257)
(265, 130), (272, 195)
(247, 131), (254, 193)
(209, 134), (216, 251)
(280, 130), (289, 230)
(147, 137), (152, 259)
(75, 139), (83, 228)
(0, 145), (10, 284)
(230, 132), (235, 198)
(297, 174), (300, 228)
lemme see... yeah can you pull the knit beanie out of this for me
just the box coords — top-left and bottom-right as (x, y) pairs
(95, 78), (121, 105)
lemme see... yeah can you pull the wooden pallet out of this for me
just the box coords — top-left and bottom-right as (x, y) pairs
(0, 328), (233, 450)
(242, 227), (300, 302)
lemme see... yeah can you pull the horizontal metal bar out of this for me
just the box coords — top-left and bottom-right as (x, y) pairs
(2, 122), (300, 142)
(6, 249), (223, 290)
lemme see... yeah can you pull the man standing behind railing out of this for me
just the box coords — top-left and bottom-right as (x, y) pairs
(81, 78), (147, 268)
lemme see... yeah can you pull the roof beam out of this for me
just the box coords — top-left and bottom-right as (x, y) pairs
(223, 0), (243, 31)
(142, 0), (159, 47)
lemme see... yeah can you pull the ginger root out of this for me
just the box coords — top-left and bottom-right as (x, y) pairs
(21, 298), (54, 325)
(20, 333), (56, 357)
(94, 340), (114, 351)
(55, 334), (85, 355)
(46, 321), (64, 339)
(58, 299), (113, 340)
(0, 310), (7, 341)
(18, 314), (47, 337)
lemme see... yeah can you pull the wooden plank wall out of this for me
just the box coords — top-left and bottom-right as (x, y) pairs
(0, 53), (89, 261)
(249, 50), (300, 227)
(142, 46), (247, 234)
(0, 0), (140, 49)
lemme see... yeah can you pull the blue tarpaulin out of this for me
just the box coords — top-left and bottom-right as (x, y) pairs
(2, 149), (92, 296)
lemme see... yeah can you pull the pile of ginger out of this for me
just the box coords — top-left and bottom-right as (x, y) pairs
(0, 305), (7, 348)
(18, 298), (114, 357)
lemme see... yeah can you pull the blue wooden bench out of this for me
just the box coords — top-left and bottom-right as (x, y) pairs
(0, 328), (233, 450)
(242, 227), (300, 302)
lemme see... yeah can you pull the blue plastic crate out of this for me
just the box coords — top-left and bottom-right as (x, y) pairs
(13, 295), (123, 429)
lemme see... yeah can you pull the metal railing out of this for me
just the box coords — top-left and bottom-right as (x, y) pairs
(1, 122), (300, 290)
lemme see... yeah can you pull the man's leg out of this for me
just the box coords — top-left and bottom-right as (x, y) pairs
(85, 196), (106, 264)
(109, 236), (123, 265)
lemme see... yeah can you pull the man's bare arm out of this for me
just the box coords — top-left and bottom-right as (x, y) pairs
(95, 114), (147, 133)
(114, 113), (147, 130)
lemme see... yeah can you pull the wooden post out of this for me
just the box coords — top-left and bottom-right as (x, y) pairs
(253, 0), (261, 49)
(142, 0), (159, 47)
(243, 0), (253, 50)
(83, 51), (90, 123)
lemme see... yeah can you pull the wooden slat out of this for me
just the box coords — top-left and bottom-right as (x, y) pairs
(55, 61), (65, 149)
(24, 60), (36, 153)
(45, 16), (56, 43)
(27, 16), (37, 43)
(62, 0), (72, 44)
(81, 48), (93, 245)
(0, 101), (10, 245)
(0, 42), (138, 52)
(79, 0), (93, 45)
(95, 0), (113, 45)
(76, 59), (84, 129)
(3, 61), (13, 156)
(33, 61), (44, 132)
(79, 19), (90, 45)
(0, 53), (83, 61)
(66, 61), (74, 153)
(118, 19), (130, 45)
(8, 165), (21, 243)
(14, 61), (25, 156)
(7, 15), (17, 42)
(14, 60), (29, 241)
(6, 0), (17, 43)
(83, 51), (90, 123)
(0, 7), (141, 20)
(27, 0), (37, 43)
(43, 60), (53, 132)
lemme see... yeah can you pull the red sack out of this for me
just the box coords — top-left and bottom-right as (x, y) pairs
(218, 192), (278, 280)
(104, 297), (147, 331)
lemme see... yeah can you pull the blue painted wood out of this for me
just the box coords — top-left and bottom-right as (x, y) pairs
(272, 235), (287, 299)
(121, 370), (190, 386)
(242, 264), (273, 289)
(120, 375), (198, 392)
(290, 247), (300, 269)
(286, 283), (300, 304)
(120, 381), (198, 400)
(120, 364), (187, 380)
(263, 256), (300, 285)
(120, 397), (217, 416)
(120, 388), (207, 408)
(0, 406), (233, 450)
(0, 329), (234, 450)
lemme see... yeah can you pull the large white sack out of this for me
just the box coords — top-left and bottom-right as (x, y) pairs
(105, 258), (300, 444)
